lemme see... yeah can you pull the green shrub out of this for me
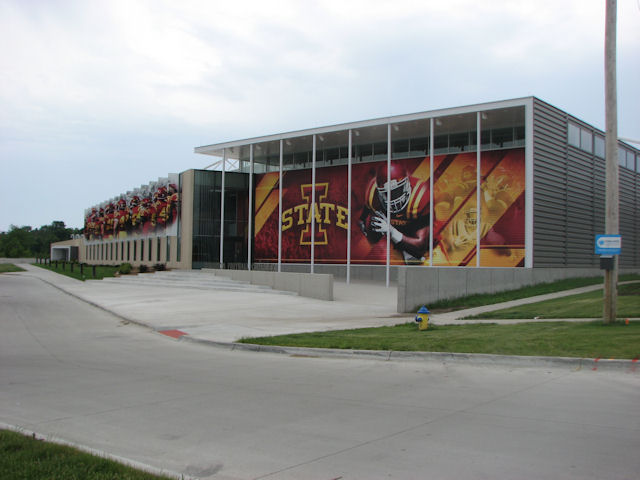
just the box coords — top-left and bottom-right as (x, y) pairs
(153, 263), (166, 271)
(119, 262), (132, 275)
(139, 264), (148, 273)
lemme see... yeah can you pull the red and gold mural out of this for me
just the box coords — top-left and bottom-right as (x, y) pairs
(254, 148), (525, 267)
(84, 174), (180, 241)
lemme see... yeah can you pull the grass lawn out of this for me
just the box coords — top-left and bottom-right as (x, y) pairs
(427, 274), (640, 311)
(241, 278), (640, 358)
(0, 429), (173, 480)
(33, 263), (120, 281)
(467, 282), (640, 319)
(240, 321), (640, 359)
(0, 264), (25, 273)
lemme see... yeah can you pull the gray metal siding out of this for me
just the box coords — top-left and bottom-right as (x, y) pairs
(532, 98), (638, 268)
(532, 100), (570, 266)
(620, 168), (638, 266)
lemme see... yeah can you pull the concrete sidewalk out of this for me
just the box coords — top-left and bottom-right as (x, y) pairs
(429, 283), (610, 325)
(18, 264), (410, 343)
(17, 264), (633, 344)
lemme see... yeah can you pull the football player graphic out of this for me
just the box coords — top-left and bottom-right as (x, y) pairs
(166, 183), (179, 225)
(114, 198), (130, 235)
(359, 163), (430, 264)
(129, 195), (142, 232)
(140, 194), (156, 235)
(85, 207), (98, 239)
(154, 186), (169, 229)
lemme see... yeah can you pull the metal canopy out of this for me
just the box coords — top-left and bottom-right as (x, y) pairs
(194, 97), (532, 163)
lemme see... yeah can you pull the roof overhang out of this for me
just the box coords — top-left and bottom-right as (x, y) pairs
(194, 97), (533, 161)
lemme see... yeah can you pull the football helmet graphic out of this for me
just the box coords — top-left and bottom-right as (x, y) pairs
(155, 186), (167, 202)
(375, 163), (412, 214)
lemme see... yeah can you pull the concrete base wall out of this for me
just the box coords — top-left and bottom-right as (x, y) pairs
(397, 266), (640, 313)
(206, 268), (334, 301)
(252, 263), (398, 283)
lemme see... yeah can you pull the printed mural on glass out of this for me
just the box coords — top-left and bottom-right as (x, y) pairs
(254, 148), (525, 267)
(84, 174), (180, 241)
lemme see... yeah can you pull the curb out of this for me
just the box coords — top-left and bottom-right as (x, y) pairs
(182, 336), (640, 372)
(0, 423), (199, 480)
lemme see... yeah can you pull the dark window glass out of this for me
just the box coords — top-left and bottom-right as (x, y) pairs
(392, 139), (409, 157)
(434, 134), (448, 152)
(515, 126), (525, 141)
(355, 144), (372, 162)
(492, 128), (514, 147)
(410, 137), (429, 156)
(192, 170), (249, 267)
(449, 132), (468, 152)
(373, 142), (388, 160)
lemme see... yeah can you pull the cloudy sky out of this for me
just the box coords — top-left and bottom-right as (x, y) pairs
(1, 0), (638, 232)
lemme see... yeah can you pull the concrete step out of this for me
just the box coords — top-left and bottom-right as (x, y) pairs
(144, 270), (261, 285)
(98, 272), (296, 295)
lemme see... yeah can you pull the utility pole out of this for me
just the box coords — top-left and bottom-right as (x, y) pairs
(604, 0), (619, 324)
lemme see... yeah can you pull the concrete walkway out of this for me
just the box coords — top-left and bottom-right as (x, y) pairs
(17, 264), (635, 343)
(17, 264), (409, 343)
(428, 283), (628, 325)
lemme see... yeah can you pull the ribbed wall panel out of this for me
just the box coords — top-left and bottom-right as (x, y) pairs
(532, 98), (638, 268)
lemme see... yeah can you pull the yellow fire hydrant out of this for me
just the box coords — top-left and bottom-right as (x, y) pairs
(415, 306), (430, 331)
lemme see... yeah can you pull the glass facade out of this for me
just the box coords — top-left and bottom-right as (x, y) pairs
(192, 170), (249, 268)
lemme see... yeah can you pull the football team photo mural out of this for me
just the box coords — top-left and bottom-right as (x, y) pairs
(84, 174), (180, 241)
(254, 148), (525, 267)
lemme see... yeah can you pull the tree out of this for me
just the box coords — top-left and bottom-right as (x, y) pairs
(0, 221), (78, 258)
(32, 221), (75, 256)
(0, 225), (34, 258)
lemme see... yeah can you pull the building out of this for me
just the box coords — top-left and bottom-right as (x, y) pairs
(55, 97), (640, 309)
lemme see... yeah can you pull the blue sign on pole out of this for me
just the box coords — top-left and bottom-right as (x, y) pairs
(595, 235), (621, 255)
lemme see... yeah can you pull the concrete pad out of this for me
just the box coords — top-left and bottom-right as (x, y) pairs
(19, 264), (409, 343)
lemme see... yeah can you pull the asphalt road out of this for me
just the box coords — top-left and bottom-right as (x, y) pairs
(1, 273), (639, 479)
